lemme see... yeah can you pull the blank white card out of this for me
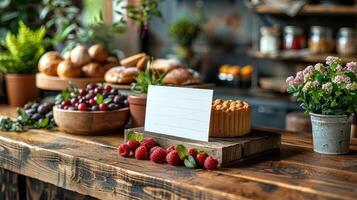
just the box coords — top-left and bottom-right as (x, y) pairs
(145, 85), (213, 142)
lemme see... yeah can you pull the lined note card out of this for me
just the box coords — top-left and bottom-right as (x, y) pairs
(144, 85), (213, 142)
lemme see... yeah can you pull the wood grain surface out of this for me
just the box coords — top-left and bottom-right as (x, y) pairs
(0, 106), (357, 200)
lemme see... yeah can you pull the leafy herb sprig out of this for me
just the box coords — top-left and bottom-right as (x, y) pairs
(131, 60), (167, 94)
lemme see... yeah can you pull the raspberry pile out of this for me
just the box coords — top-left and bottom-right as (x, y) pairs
(118, 132), (219, 170)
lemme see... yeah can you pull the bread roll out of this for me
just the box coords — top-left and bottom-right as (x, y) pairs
(163, 68), (202, 85)
(70, 45), (90, 68)
(103, 56), (120, 70)
(38, 52), (63, 76)
(82, 62), (106, 78)
(105, 66), (138, 84)
(57, 60), (81, 78)
(136, 55), (149, 71)
(88, 44), (108, 63)
(153, 59), (181, 73)
(120, 53), (146, 67)
(63, 51), (71, 60)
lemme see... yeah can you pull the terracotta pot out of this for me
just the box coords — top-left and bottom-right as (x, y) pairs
(5, 74), (38, 107)
(128, 94), (147, 127)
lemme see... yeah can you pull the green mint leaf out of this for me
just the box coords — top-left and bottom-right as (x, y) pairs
(127, 130), (136, 140)
(184, 155), (197, 169)
(96, 94), (104, 104)
(104, 98), (112, 104)
(136, 133), (144, 142)
(37, 118), (49, 128)
(62, 89), (70, 101)
(176, 144), (188, 160)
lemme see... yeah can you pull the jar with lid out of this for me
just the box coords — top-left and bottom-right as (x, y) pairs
(308, 26), (334, 54)
(260, 26), (279, 53)
(283, 26), (305, 50)
(337, 27), (356, 55)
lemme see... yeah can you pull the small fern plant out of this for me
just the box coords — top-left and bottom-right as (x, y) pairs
(0, 21), (46, 74)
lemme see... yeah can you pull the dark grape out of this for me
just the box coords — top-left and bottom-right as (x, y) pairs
(45, 111), (53, 118)
(91, 105), (99, 111)
(31, 103), (40, 110)
(31, 113), (42, 120)
(108, 103), (118, 110)
(87, 83), (96, 90)
(25, 108), (36, 116)
(24, 103), (32, 110)
(110, 89), (118, 95)
(123, 99), (129, 107)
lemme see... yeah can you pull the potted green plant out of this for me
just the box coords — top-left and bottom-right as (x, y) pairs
(0, 21), (47, 106)
(129, 61), (167, 127)
(286, 56), (356, 154)
(169, 17), (201, 59)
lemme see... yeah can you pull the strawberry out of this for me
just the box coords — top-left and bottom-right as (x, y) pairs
(166, 145), (176, 153)
(127, 139), (140, 152)
(140, 137), (156, 151)
(166, 150), (182, 166)
(150, 146), (160, 155)
(118, 144), (130, 157)
(196, 152), (208, 168)
(135, 146), (147, 160)
(150, 147), (167, 163)
(204, 156), (218, 170)
(188, 148), (197, 158)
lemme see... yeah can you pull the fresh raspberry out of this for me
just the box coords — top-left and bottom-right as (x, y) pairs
(150, 147), (167, 163)
(166, 145), (176, 153)
(118, 144), (130, 157)
(188, 148), (197, 158)
(204, 156), (218, 170)
(150, 146), (160, 155)
(166, 150), (182, 166)
(127, 139), (140, 152)
(196, 152), (208, 167)
(140, 137), (156, 151)
(135, 146), (147, 160)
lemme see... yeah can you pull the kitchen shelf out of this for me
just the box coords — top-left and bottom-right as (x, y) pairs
(252, 4), (357, 15)
(248, 50), (357, 63)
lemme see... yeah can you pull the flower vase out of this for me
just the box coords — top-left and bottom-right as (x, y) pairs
(310, 113), (351, 154)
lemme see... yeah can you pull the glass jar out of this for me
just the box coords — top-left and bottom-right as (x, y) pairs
(283, 26), (305, 50)
(308, 26), (334, 54)
(260, 26), (279, 53)
(336, 27), (356, 55)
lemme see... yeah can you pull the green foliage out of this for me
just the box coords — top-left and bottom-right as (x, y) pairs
(176, 144), (188, 160)
(127, 130), (144, 142)
(0, 21), (46, 74)
(131, 60), (167, 94)
(184, 155), (197, 169)
(42, 0), (164, 54)
(0, 107), (56, 132)
(169, 17), (202, 48)
(287, 57), (357, 115)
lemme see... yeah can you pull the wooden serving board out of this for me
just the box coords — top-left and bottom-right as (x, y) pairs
(125, 127), (281, 166)
(36, 73), (104, 91)
(109, 83), (215, 90)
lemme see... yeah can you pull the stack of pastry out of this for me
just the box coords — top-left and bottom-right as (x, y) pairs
(105, 53), (149, 84)
(105, 55), (202, 85)
(209, 99), (251, 137)
(38, 44), (119, 78)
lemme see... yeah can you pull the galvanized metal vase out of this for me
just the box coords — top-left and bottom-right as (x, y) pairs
(310, 113), (351, 155)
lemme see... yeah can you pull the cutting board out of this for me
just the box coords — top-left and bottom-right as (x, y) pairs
(124, 127), (281, 166)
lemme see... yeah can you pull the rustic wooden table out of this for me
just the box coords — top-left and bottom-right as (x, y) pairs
(0, 106), (356, 200)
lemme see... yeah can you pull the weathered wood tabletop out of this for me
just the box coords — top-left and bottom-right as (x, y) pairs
(0, 106), (356, 200)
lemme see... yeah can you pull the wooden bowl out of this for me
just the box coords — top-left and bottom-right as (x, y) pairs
(53, 107), (130, 134)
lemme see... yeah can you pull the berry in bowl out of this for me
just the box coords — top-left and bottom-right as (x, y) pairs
(53, 83), (130, 134)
